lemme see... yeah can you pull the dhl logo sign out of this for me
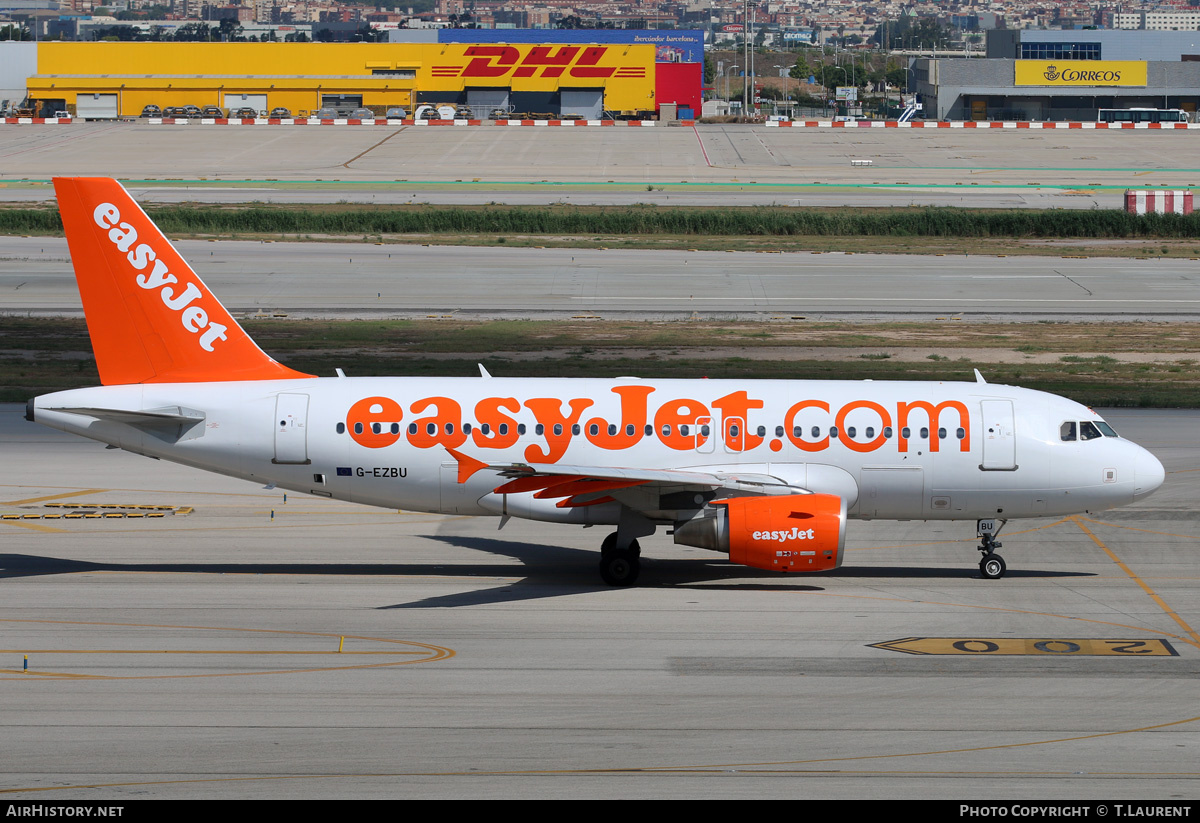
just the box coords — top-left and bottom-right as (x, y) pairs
(345, 388), (971, 463)
(432, 46), (646, 80)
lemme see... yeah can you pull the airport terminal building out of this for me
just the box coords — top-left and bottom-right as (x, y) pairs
(914, 29), (1200, 121)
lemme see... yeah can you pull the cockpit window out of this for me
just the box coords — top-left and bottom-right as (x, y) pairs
(1096, 421), (1119, 437)
(1079, 421), (1103, 441)
(1060, 421), (1077, 442)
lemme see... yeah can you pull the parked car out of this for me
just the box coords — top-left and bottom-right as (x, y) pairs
(269, 107), (292, 118)
(385, 107), (407, 120)
(182, 105), (202, 118)
(350, 108), (376, 120)
(162, 106), (187, 118)
(314, 108), (338, 119)
(140, 104), (161, 118)
(201, 105), (224, 118)
(454, 105), (474, 119)
(232, 106), (258, 118)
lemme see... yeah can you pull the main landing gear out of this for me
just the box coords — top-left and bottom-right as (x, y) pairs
(598, 511), (655, 587)
(977, 518), (1007, 579)
(599, 532), (641, 587)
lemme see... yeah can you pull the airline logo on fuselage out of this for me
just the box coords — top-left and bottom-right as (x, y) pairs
(93, 202), (228, 352)
(344, 388), (971, 462)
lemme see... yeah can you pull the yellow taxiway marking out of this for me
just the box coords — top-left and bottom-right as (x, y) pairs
(0, 618), (454, 680)
(2, 649), (431, 655)
(2, 489), (110, 506)
(0, 520), (67, 533)
(1073, 516), (1200, 649)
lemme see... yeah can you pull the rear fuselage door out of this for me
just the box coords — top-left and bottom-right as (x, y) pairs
(274, 393), (310, 465)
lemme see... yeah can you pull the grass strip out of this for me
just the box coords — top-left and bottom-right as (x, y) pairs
(4, 203), (1200, 239)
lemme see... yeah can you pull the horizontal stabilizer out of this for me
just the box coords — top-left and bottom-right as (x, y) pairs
(44, 405), (206, 442)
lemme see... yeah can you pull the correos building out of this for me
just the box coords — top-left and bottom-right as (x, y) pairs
(913, 29), (1200, 121)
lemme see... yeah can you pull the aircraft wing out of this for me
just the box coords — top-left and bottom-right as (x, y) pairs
(447, 447), (809, 510)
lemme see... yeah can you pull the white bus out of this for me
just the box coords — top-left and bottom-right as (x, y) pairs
(1097, 108), (1190, 124)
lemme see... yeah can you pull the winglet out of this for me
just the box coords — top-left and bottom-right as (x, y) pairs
(445, 446), (490, 484)
(53, 177), (314, 385)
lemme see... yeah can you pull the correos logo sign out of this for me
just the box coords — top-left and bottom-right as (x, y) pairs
(1016, 60), (1146, 87)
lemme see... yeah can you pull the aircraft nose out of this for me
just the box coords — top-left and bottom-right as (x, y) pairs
(1133, 448), (1165, 501)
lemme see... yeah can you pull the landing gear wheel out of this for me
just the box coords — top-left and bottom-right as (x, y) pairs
(599, 537), (641, 587)
(599, 550), (640, 587)
(979, 553), (1006, 580)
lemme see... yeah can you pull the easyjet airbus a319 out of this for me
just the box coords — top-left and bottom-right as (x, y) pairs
(29, 178), (1166, 585)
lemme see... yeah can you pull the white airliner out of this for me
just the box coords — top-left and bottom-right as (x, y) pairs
(29, 178), (1166, 585)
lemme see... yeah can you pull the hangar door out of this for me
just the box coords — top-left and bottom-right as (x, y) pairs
(75, 93), (118, 120)
(561, 89), (603, 119)
(467, 88), (510, 118)
(224, 93), (267, 114)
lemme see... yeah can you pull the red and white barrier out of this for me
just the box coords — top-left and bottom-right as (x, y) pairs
(1124, 190), (1193, 215)
(145, 117), (660, 127)
(768, 119), (1200, 129)
(1, 117), (73, 125)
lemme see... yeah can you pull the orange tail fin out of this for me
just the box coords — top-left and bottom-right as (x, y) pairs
(54, 177), (313, 385)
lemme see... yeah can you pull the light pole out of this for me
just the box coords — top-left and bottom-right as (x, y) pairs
(742, 0), (749, 118)
(828, 65), (847, 118)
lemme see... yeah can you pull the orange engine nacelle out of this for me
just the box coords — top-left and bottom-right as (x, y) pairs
(674, 494), (847, 573)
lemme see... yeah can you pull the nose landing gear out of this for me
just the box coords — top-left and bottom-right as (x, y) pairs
(977, 518), (1007, 579)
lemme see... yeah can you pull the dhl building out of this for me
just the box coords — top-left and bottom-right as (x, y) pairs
(23, 41), (659, 119)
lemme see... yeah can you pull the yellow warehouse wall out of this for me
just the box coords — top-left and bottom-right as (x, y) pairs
(30, 42), (656, 115)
